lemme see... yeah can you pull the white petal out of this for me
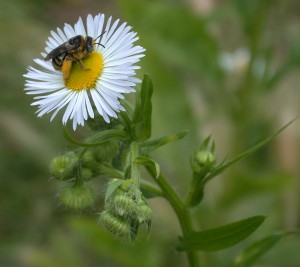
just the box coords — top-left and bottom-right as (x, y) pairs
(85, 92), (95, 118)
(57, 27), (67, 42)
(90, 90), (110, 122)
(81, 92), (88, 120)
(95, 14), (105, 45)
(64, 23), (76, 39)
(86, 14), (95, 37)
(75, 17), (86, 36)
(51, 30), (64, 44)
(93, 88), (117, 117)
(101, 16), (112, 45)
(33, 58), (55, 72)
(63, 92), (78, 123)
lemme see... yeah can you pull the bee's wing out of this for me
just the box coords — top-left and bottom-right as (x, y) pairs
(44, 41), (77, 61)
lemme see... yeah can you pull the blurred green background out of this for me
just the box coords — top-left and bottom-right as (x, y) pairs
(1, 0), (300, 266)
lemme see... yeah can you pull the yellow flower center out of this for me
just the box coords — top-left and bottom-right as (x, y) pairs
(65, 52), (103, 91)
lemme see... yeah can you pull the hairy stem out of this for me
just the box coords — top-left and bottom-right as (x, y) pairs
(140, 181), (164, 197)
(129, 141), (140, 187)
(146, 166), (200, 267)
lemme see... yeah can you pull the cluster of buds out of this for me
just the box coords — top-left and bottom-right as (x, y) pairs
(48, 140), (119, 210)
(99, 178), (152, 241)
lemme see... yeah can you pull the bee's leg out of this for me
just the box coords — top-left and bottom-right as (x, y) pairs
(78, 60), (84, 69)
(62, 58), (73, 82)
(78, 60), (90, 70)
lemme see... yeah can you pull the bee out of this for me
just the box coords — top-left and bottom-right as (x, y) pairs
(44, 33), (105, 82)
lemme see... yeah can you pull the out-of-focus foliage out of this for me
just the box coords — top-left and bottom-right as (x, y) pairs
(1, 0), (300, 266)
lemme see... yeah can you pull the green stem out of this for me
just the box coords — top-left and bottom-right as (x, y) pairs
(130, 141), (141, 187)
(140, 181), (164, 198)
(146, 166), (200, 267)
(74, 162), (83, 186)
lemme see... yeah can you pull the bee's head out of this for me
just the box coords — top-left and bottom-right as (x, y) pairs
(86, 36), (95, 53)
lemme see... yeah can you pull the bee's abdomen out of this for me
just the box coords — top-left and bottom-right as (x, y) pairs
(52, 53), (67, 71)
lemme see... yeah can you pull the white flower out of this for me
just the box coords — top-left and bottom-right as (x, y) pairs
(219, 48), (250, 73)
(24, 13), (145, 130)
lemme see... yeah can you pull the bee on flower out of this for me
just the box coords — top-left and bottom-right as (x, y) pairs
(24, 13), (145, 130)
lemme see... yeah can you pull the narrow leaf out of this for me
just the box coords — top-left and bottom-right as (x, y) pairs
(105, 179), (124, 202)
(87, 129), (128, 145)
(63, 128), (128, 147)
(177, 216), (265, 251)
(132, 74), (153, 141)
(118, 111), (132, 133)
(206, 118), (297, 182)
(141, 130), (189, 155)
(135, 156), (160, 178)
(233, 232), (297, 267)
(97, 163), (124, 179)
(201, 135), (212, 149)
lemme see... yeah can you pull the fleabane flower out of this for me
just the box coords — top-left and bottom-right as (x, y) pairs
(24, 13), (145, 130)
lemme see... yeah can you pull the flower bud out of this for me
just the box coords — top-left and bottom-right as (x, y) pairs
(92, 141), (118, 162)
(191, 150), (215, 174)
(99, 211), (131, 241)
(81, 150), (96, 168)
(49, 155), (72, 180)
(49, 152), (79, 181)
(81, 168), (94, 181)
(59, 183), (94, 209)
(102, 178), (153, 240)
(111, 194), (137, 216)
(135, 200), (152, 223)
(120, 178), (135, 193)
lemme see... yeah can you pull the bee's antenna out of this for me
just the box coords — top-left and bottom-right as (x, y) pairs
(95, 43), (105, 48)
(95, 31), (106, 41)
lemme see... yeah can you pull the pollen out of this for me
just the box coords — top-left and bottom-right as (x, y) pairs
(65, 52), (103, 91)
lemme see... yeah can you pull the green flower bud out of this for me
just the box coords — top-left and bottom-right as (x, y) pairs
(120, 178), (135, 193)
(81, 150), (96, 168)
(192, 150), (215, 174)
(99, 211), (131, 241)
(92, 141), (119, 162)
(59, 183), (94, 209)
(81, 168), (94, 181)
(49, 155), (72, 180)
(135, 201), (152, 223)
(111, 194), (137, 216)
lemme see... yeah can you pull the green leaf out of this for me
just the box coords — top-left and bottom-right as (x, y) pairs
(61, 154), (79, 180)
(96, 163), (124, 179)
(177, 216), (265, 252)
(63, 128), (128, 147)
(132, 74), (153, 141)
(105, 179), (124, 202)
(200, 135), (212, 149)
(140, 130), (189, 155)
(233, 232), (297, 267)
(185, 179), (205, 208)
(205, 118), (297, 182)
(135, 156), (160, 178)
(119, 111), (132, 133)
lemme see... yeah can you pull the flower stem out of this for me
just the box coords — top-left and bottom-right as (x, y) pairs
(140, 181), (164, 198)
(146, 166), (200, 267)
(129, 141), (140, 187)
